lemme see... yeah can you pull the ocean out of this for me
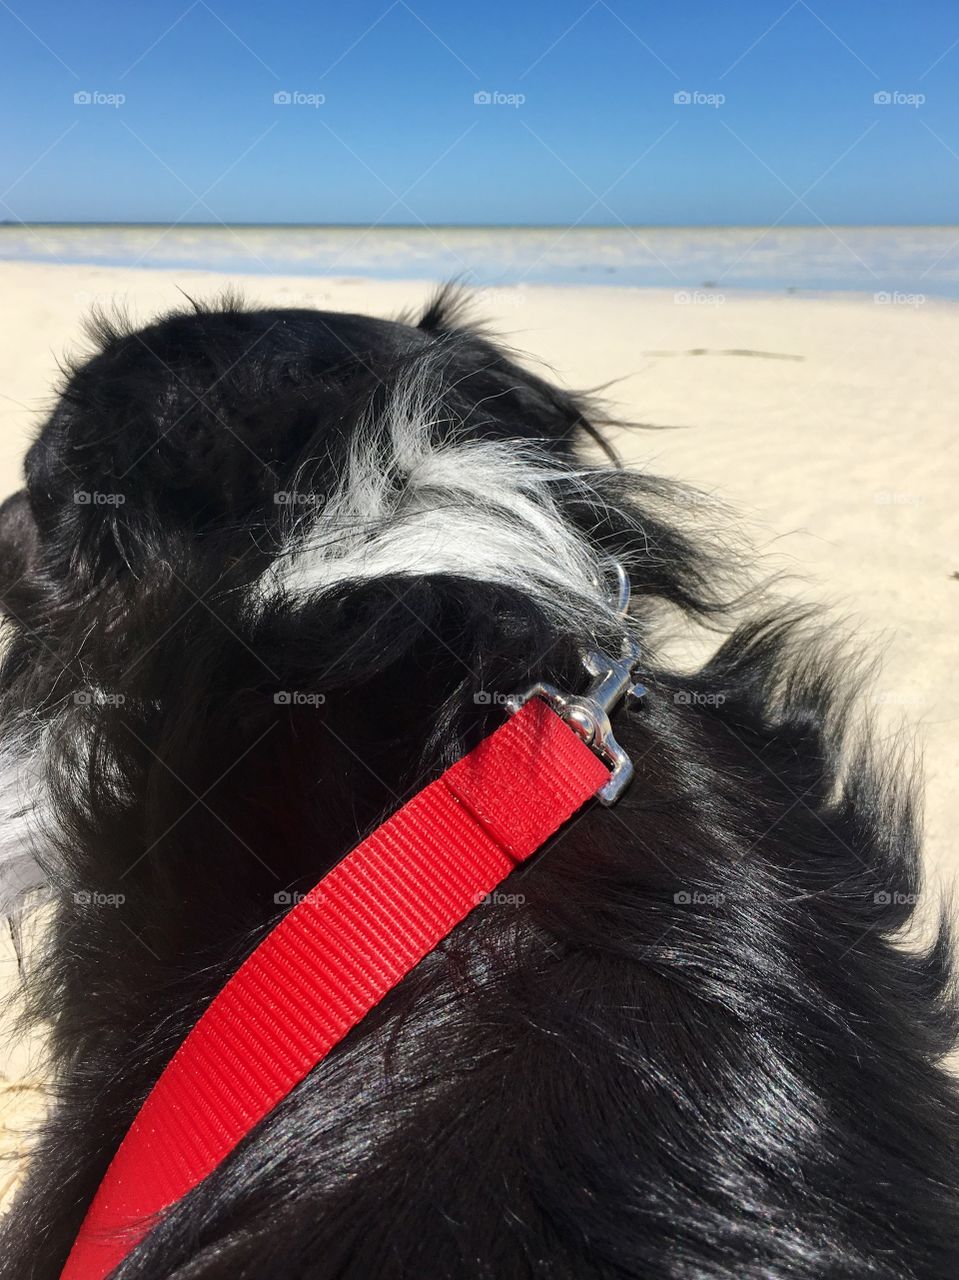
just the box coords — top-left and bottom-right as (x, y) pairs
(2, 224), (957, 297)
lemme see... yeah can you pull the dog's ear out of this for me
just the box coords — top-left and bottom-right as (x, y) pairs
(410, 285), (620, 463)
(0, 489), (43, 617)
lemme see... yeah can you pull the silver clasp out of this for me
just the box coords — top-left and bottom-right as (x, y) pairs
(505, 562), (646, 805)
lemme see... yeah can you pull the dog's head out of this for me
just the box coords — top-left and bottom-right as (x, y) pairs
(0, 288), (719, 941)
(0, 287), (718, 724)
(0, 288), (602, 629)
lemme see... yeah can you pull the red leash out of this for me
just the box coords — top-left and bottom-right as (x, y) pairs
(61, 694), (629, 1280)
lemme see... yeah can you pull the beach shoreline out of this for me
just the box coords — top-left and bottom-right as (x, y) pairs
(3, 223), (959, 294)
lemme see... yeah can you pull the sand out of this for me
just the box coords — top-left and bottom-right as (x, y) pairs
(1, 260), (957, 1200)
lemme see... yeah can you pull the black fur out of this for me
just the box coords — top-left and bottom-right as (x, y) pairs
(0, 287), (956, 1279)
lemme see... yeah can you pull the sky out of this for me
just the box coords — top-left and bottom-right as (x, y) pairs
(2, 0), (959, 226)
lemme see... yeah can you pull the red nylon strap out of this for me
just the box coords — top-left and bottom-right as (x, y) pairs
(61, 699), (609, 1280)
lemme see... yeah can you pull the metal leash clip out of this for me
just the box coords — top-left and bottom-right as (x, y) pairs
(506, 561), (647, 805)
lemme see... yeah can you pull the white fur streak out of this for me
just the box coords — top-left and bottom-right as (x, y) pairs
(263, 365), (622, 630)
(0, 734), (48, 918)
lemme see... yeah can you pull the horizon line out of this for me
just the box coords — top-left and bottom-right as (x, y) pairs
(3, 221), (958, 231)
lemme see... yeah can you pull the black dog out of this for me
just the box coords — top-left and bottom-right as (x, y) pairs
(0, 288), (957, 1278)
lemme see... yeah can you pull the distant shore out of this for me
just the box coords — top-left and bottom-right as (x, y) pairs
(2, 224), (958, 294)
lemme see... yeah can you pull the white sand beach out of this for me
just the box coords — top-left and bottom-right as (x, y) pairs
(1, 260), (957, 1199)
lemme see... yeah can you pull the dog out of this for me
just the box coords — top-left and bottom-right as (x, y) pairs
(0, 286), (957, 1278)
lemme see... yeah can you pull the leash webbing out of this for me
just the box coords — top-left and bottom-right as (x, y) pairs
(61, 698), (610, 1280)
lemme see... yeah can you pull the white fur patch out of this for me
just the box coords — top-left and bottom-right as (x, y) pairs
(0, 731), (49, 919)
(262, 362), (627, 633)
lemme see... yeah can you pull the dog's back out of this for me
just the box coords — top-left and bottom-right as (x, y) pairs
(1, 290), (957, 1279)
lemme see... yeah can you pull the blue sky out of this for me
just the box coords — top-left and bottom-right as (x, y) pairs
(2, 0), (959, 225)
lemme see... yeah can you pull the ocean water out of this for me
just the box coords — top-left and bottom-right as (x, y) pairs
(2, 224), (957, 297)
